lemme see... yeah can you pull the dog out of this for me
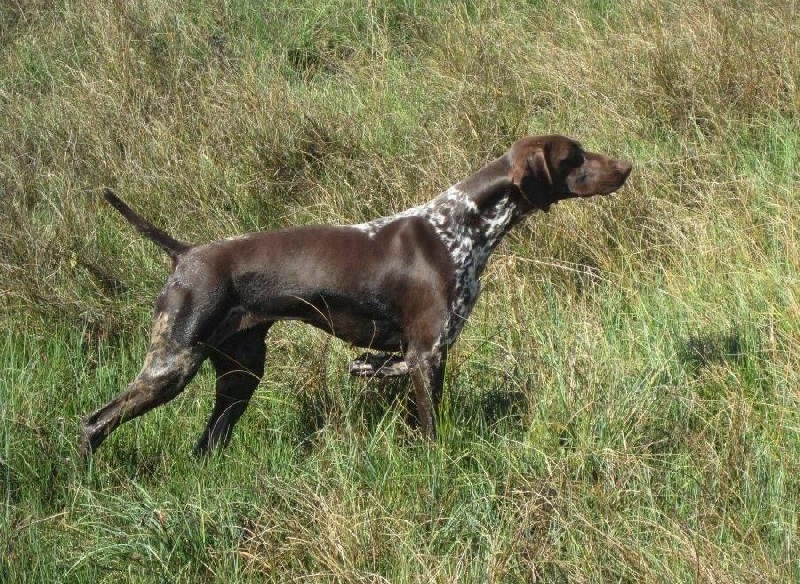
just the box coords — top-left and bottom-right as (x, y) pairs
(79, 135), (631, 455)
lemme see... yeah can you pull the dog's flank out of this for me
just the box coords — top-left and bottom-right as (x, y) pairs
(81, 136), (632, 456)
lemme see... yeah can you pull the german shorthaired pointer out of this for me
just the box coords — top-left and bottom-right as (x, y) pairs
(80, 135), (631, 456)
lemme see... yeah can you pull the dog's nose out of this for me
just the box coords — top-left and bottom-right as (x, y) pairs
(616, 160), (632, 182)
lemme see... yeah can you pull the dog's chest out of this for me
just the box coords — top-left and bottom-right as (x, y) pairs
(355, 187), (516, 344)
(427, 190), (516, 343)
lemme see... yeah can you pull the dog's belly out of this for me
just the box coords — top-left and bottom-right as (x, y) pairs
(249, 290), (405, 352)
(312, 313), (405, 351)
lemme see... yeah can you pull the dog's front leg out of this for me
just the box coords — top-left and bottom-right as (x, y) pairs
(406, 344), (446, 440)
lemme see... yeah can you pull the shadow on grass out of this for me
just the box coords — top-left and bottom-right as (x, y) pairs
(679, 327), (748, 373)
(292, 362), (530, 447)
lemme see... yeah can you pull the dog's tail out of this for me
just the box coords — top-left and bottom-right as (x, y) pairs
(103, 188), (192, 264)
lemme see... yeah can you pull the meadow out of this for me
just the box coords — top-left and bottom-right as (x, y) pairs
(1, 0), (798, 581)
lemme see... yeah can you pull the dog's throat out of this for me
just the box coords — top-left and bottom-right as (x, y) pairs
(425, 188), (517, 344)
(352, 185), (517, 346)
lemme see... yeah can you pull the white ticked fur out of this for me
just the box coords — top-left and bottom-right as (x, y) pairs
(354, 185), (518, 346)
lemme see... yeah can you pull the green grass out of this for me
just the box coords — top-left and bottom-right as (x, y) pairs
(1, 0), (798, 581)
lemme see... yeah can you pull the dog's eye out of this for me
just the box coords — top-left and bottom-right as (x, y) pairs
(560, 152), (584, 170)
(569, 152), (585, 167)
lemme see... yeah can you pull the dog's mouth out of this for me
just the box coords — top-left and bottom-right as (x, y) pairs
(609, 164), (633, 194)
(576, 185), (623, 198)
(596, 163), (632, 197)
(595, 172), (632, 197)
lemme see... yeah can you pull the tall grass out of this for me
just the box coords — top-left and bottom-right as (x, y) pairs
(1, 0), (798, 581)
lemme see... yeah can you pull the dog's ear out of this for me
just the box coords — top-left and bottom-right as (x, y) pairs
(528, 149), (552, 186)
(512, 147), (551, 189)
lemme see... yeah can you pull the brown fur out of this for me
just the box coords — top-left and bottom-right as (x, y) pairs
(80, 135), (631, 456)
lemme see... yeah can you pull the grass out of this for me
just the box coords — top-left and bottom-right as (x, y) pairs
(1, 0), (798, 581)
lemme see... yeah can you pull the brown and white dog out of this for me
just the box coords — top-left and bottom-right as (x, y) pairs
(80, 135), (631, 456)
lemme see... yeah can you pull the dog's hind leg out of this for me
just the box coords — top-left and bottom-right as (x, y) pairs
(194, 323), (271, 455)
(79, 313), (207, 456)
(79, 272), (223, 456)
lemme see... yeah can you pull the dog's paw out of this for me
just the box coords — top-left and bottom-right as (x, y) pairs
(349, 352), (409, 377)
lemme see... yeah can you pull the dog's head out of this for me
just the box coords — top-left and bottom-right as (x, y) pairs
(510, 135), (632, 211)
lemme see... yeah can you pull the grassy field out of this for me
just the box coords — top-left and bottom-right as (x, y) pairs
(1, 0), (798, 581)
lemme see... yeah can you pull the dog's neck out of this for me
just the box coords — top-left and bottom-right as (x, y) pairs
(423, 184), (517, 247)
(417, 172), (523, 344)
(455, 153), (550, 218)
(356, 153), (537, 238)
(456, 156), (514, 207)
